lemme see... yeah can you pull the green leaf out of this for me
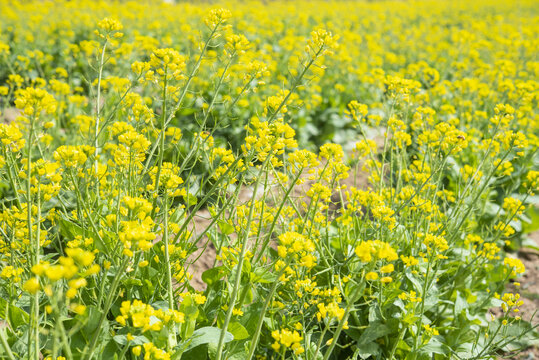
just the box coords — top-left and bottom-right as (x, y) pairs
(228, 322), (249, 341)
(329, 237), (342, 251)
(405, 272), (423, 296)
(418, 337), (448, 355)
(182, 327), (233, 352)
(454, 291), (467, 315)
(497, 319), (539, 351)
(142, 279), (156, 298)
(522, 236), (539, 251)
(83, 306), (101, 336)
(202, 266), (226, 286)
(113, 334), (149, 346)
(523, 206), (539, 234)
(102, 341), (121, 360)
(207, 343), (247, 360)
(179, 303), (199, 340)
(357, 321), (392, 346)
(250, 267), (276, 284)
(0, 297), (29, 329)
(345, 281), (365, 302)
(357, 342), (380, 359)
(217, 220), (234, 235)
(59, 218), (110, 255)
(186, 193), (198, 207)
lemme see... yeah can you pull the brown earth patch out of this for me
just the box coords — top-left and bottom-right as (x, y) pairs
(185, 145), (377, 292)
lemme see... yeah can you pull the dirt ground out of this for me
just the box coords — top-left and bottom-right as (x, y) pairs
(184, 135), (379, 292)
(185, 157), (372, 291)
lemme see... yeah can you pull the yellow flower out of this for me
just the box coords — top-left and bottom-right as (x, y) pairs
(0, 123), (25, 152)
(96, 17), (124, 39)
(365, 272), (379, 281)
(271, 329), (304, 355)
(355, 242), (373, 262)
(307, 28), (339, 56)
(225, 34), (250, 54)
(53, 145), (93, 167)
(503, 257), (525, 276)
(14, 87), (57, 116)
(70, 304), (86, 315)
(132, 346), (142, 356)
(204, 8), (232, 28)
(423, 324), (439, 336)
(23, 277), (40, 294)
(502, 197), (525, 216)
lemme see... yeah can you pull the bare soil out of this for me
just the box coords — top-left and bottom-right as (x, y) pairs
(184, 134), (387, 292)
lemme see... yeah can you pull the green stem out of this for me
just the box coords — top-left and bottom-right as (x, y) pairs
(3, 150), (22, 208)
(26, 117), (39, 360)
(252, 168), (304, 265)
(82, 258), (129, 360)
(94, 40), (107, 203)
(246, 260), (291, 359)
(142, 23), (220, 175)
(312, 326), (329, 360)
(388, 327), (406, 360)
(0, 328), (15, 360)
(162, 194), (177, 350)
(322, 283), (363, 360)
(473, 321), (504, 359)
(215, 154), (271, 360)
(56, 309), (74, 360)
(412, 255), (433, 354)
(150, 65), (168, 218)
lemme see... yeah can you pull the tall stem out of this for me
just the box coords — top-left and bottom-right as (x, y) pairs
(142, 24), (220, 175)
(163, 193), (177, 350)
(151, 66), (168, 217)
(322, 283), (363, 360)
(215, 154), (271, 360)
(82, 258), (128, 360)
(0, 328), (15, 360)
(94, 40), (107, 202)
(26, 118), (39, 360)
(246, 262), (290, 360)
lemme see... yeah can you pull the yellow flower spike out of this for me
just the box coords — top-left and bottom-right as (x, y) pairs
(66, 288), (77, 299)
(193, 293), (206, 305)
(23, 277), (40, 294)
(307, 28), (339, 56)
(96, 17), (123, 40)
(44, 265), (65, 282)
(70, 304), (86, 315)
(14, 87), (57, 117)
(204, 8), (232, 29)
(355, 242), (373, 262)
(504, 257), (525, 276)
(225, 34), (250, 55)
(132, 346), (142, 356)
(366, 272), (379, 281)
